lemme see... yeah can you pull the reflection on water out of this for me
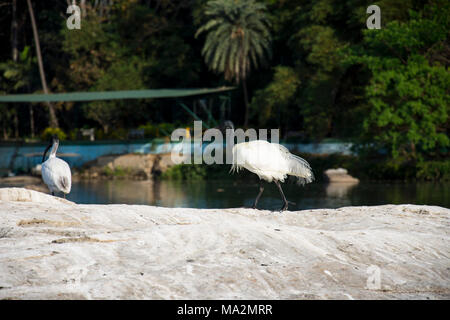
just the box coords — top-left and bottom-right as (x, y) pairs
(67, 180), (450, 210)
(325, 182), (359, 198)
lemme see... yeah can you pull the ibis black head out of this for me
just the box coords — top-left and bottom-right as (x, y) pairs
(42, 135), (59, 163)
(219, 120), (234, 133)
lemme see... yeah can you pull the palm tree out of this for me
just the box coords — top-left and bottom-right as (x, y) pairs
(196, 0), (271, 127)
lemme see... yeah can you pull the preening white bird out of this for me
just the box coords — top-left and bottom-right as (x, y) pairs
(231, 140), (314, 211)
(41, 137), (72, 198)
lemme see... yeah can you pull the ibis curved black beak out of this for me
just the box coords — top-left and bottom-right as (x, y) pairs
(42, 135), (58, 163)
(218, 120), (235, 134)
(42, 142), (52, 163)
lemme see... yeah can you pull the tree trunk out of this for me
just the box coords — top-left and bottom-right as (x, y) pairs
(3, 125), (8, 140)
(26, 0), (59, 128)
(13, 110), (19, 139)
(12, 0), (20, 139)
(29, 104), (35, 138)
(11, 0), (18, 61)
(27, 82), (35, 138)
(242, 79), (249, 128)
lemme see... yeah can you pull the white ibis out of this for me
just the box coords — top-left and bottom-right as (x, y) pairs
(41, 136), (72, 198)
(231, 140), (314, 211)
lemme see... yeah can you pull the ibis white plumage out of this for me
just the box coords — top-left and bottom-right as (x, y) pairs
(41, 137), (72, 198)
(231, 140), (314, 211)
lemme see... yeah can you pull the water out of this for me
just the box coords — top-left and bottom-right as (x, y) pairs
(67, 180), (450, 210)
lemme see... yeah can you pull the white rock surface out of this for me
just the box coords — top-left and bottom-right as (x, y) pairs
(0, 187), (73, 205)
(0, 188), (449, 300)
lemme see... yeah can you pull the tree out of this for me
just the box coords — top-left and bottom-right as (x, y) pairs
(347, 2), (450, 161)
(0, 46), (36, 138)
(196, 0), (271, 127)
(84, 57), (146, 134)
(26, 0), (59, 128)
(250, 66), (300, 133)
(61, 8), (148, 134)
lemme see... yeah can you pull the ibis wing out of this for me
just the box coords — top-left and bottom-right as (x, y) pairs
(274, 144), (314, 184)
(41, 156), (72, 194)
(56, 160), (72, 193)
(60, 176), (69, 190)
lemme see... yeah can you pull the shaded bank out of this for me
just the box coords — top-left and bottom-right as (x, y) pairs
(1, 139), (447, 181)
(0, 140), (354, 174)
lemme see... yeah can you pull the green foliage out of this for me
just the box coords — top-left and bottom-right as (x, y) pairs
(285, 1), (349, 139)
(94, 128), (107, 141)
(109, 128), (129, 140)
(293, 25), (343, 72)
(0, 46), (36, 139)
(363, 55), (449, 159)
(41, 127), (67, 141)
(161, 162), (259, 181)
(0, 46), (35, 91)
(62, 10), (148, 134)
(61, 12), (118, 89)
(259, 0), (368, 139)
(162, 164), (207, 180)
(196, 0), (271, 83)
(102, 166), (115, 177)
(102, 166), (132, 178)
(0, 103), (15, 139)
(138, 122), (177, 138)
(68, 128), (78, 141)
(347, 2), (450, 160)
(250, 66), (300, 128)
(90, 128), (128, 140)
(416, 161), (450, 181)
(83, 57), (146, 134)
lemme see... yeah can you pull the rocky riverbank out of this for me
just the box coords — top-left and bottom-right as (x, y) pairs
(74, 153), (176, 180)
(0, 188), (449, 299)
(0, 153), (178, 191)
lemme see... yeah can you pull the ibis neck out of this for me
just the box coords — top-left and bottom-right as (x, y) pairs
(49, 141), (59, 158)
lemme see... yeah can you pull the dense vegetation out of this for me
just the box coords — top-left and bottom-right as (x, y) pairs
(0, 0), (448, 180)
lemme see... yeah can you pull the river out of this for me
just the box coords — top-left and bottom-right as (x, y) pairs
(66, 180), (449, 210)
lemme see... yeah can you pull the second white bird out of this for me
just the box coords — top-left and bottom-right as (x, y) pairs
(230, 140), (314, 211)
(41, 136), (72, 198)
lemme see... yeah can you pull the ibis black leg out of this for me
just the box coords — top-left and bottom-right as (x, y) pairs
(252, 181), (265, 209)
(275, 180), (289, 211)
